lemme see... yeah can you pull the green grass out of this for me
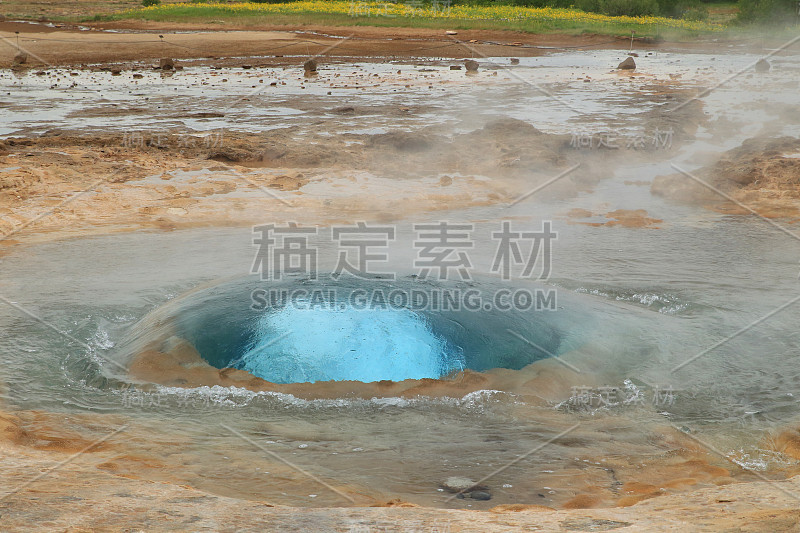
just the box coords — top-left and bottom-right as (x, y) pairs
(705, 1), (739, 24)
(101, 2), (726, 40)
(103, 13), (666, 38)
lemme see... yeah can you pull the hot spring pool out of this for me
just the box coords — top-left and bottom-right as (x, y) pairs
(110, 275), (585, 386)
(2, 210), (800, 508)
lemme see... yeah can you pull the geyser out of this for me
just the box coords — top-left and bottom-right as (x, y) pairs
(115, 276), (583, 385)
(237, 301), (463, 383)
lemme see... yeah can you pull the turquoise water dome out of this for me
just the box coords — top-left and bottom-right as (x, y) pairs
(237, 300), (464, 383)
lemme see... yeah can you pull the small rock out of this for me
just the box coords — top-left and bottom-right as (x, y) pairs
(441, 476), (486, 493)
(510, 58), (520, 65)
(190, 112), (225, 118)
(755, 58), (770, 73)
(242, 64), (252, 69)
(470, 491), (492, 501)
(561, 518), (633, 530)
(446, 30), (458, 35)
(464, 60), (479, 72)
(159, 58), (174, 70)
(110, 68), (122, 76)
(450, 65), (461, 70)
(12, 52), (27, 66)
(617, 56), (636, 70)
(303, 59), (317, 75)
(440, 175), (453, 186)
(133, 73), (144, 79)
(628, 52), (639, 57)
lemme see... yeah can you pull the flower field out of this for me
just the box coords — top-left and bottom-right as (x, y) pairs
(122, 1), (725, 33)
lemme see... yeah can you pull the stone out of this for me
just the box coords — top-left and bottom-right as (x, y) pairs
(450, 65), (461, 70)
(464, 60), (479, 72)
(617, 57), (636, 70)
(159, 58), (174, 70)
(510, 58), (520, 65)
(441, 476), (484, 493)
(561, 518), (633, 530)
(755, 59), (770, 73)
(303, 59), (317, 75)
(470, 491), (492, 501)
(111, 68), (122, 76)
(12, 52), (27, 66)
(446, 30), (458, 35)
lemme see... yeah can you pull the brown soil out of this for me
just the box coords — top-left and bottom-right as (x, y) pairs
(0, 21), (759, 69)
(0, 23), (633, 68)
(563, 208), (663, 228)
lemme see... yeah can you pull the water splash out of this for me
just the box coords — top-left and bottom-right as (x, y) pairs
(236, 299), (464, 383)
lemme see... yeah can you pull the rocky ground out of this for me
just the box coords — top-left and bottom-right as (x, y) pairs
(3, 405), (800, 531)
(0, 104), (698, 247)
